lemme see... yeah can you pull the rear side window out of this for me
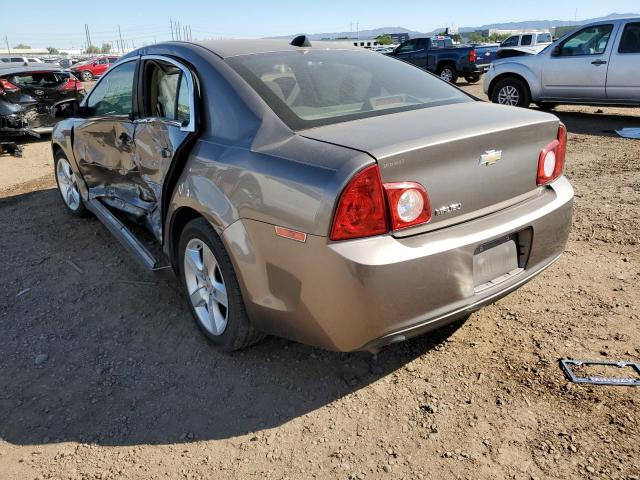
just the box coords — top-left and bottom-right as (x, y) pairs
(619, 22), (640, 53)
(85, 60), (136, 117)
(226, 50), (471, 130)
(142, 59), (191, 125)
(521, 35), (533, 46)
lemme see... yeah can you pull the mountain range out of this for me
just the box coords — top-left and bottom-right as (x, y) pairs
(271, 12), (638, 40)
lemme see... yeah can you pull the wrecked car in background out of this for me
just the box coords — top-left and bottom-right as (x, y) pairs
(0, 66), (85, 133)
(50, 37), (574, 353)
(69, 55), (119, 81)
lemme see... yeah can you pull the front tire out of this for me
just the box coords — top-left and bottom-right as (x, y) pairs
(80, 70), (93, 81)
(178, 218), (264, 351)
(54, 151), (87, 217)
(437, 64), (458, 84)
(491, 77), (531, 108)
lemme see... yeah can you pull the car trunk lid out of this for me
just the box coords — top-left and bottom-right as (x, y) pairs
(302, 101), (560, 236)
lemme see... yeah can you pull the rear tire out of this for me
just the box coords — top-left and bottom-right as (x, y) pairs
(178, 218), (265, 352)
(54, 151), (88, 217)
(491, 77), (531, 108)
(437, 64), (458, 84)
(80, 70), (93, 82)
(464, 74), (481, 84)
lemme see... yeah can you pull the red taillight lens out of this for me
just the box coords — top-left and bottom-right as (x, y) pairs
(330, 165), (388, 241)
(58, 77), (84, 92)
(330, 166), (433, 241)
(383, 182), (432, 231)
(537, 124), (567, 185)
(469, 48), (477, 63)
(0, 78), (19, 93)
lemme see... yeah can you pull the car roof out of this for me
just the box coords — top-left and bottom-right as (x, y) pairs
(0, 65), (64, 75)
(178, 39), (363, 58)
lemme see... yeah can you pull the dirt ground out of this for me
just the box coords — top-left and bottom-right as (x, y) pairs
(1, 82), (639, 480)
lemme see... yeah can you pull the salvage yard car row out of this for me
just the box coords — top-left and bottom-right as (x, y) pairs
(0, 55), (118, 151)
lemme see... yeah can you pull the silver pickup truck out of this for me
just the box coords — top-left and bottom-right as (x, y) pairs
(484, 17), (640, 108)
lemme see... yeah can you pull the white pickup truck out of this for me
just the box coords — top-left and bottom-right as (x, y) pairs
(484, 17), (640, 108)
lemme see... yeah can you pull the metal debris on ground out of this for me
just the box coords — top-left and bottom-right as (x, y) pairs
(560, 359), (640, 387)
(615, 128), (640, 140)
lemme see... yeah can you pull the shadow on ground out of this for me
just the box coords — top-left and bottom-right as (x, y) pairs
(0, 188), (463, 446)
(554, 110), (640, 138)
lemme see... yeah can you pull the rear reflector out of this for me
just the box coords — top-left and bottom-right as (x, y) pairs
(275, 226), (307, 243)
(330, 165), (388, 241)
(537, 124), (567, 185)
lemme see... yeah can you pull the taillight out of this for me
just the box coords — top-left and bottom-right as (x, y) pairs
(58, 77), (84, 93)
(0, 78), (19, 93)
(537, 124), (567, 185)
(330, 165), (432, 241)
(469, 48), (477, 63)
(383, 182), (431, 231)
(330, 165), (388, 241)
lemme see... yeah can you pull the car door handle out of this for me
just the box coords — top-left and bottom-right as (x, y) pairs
(161, 147), (172, 159)
(591, 60), (607, 65)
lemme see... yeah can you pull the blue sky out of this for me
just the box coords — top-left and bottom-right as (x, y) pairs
(1, 0), (638, 49)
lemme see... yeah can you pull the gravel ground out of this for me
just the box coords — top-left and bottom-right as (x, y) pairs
(0, 82), (639, 480)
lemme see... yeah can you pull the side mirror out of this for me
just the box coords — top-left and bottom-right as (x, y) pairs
(50, 99), (81, 120)
(551, 45), (561, 57)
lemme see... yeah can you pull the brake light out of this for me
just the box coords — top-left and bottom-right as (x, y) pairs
(537, 124), (567, 185)
(58, 77), (84, 93)
(0, 78), (19, 93)
(469, 48), (477, 63)
(330, 165), (388, 241)
(383, 182), (432, 231)
(330, 165), (433, 241)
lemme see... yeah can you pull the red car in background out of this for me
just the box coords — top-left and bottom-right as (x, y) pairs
(69, 55), (119, 81)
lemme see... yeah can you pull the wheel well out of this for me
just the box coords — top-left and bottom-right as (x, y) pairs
(438, 61), (455, 71)
(52, 143), (63, 159)
(488, 73), (531, 101)
(168, 207), (204, 265)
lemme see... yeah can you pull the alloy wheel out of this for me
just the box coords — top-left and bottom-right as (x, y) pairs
(497, 85), (520, 106)
(56, 157), (81, 211)
(183, 239), (229, 336)
(440, 68), (453, 82)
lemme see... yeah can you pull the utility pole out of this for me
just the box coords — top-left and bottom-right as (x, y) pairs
(3, 35), (10, 54)
(356, 22), (359, 40)
(188, 25), (192, 41)
(118, 25), (124, 54)
(170, 18), (174, 40)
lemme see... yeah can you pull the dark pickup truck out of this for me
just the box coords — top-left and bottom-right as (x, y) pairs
(387, 36), (484, 84)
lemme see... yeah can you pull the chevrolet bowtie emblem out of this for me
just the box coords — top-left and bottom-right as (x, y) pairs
(480, 150), (502, 166)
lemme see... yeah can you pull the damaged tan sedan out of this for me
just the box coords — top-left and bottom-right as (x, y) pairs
(50, 37), (574, 352)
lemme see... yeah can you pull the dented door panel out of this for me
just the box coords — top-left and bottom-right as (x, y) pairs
(132, 119), (190, 239)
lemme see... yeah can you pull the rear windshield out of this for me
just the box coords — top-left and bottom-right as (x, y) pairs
(6, 71), (70, 87)
(226, 50), (472, 130)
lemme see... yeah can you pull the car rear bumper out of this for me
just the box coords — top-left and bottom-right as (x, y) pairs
(223, 177), (574, 352)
